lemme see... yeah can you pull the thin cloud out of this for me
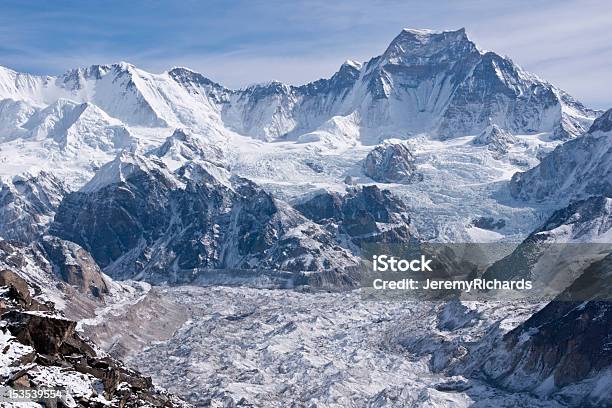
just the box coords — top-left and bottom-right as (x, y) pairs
(0, 0), (609, 108)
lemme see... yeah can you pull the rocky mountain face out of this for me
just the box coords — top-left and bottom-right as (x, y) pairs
(483, 196), (612, 292)
(51, 152), (364, 283)
(363, 141), (422, 183)
(511, 109), (612, 203)
(473, 195), (612, 405)
(295, 185), (415, 249)
(0, 171), (67, 242)
(481, 253), (611, 407)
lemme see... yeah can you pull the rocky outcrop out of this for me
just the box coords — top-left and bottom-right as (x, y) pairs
(151, 127), (227, 171)
(52, 153), (358, 282)
(473, 124), (517, 154)
(481, 252), (612, 407)
(295, 185), (415, 247)
(0, 238), (117, 322)
(0, 269), (50, 313)
(38, 236), (109, 298)
(0, 271), (190, 407)
(471, 216), (505, 230)
(363, 141), (422, 183)
(0, 171), (67, 242)
(1, 238), (109, 296)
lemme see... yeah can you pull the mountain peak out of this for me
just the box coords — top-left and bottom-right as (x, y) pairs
(391, 27), (469, 46)
(167, 66), (225, 90)
(80, 151), (180, 193)
(588, 108), (612, 134)
(113, 61), (135, 71)
(341, 59), (362, 70)
(382, 27), (477, 63)
(400, 27), (465, 37)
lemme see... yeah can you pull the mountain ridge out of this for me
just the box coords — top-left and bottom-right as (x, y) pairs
(0, 28), (599, 143)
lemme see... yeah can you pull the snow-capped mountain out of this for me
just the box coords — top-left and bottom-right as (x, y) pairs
(50, 152), (372, 283)
(0, 171), (67, 242)
(177, 28), (596, 142)
(511, 109), (612, 203)
(0, 29), (598, 150)
(348, 28), (597, 140)
(483, 195), (612, 293)
(10, 98), (135, 156)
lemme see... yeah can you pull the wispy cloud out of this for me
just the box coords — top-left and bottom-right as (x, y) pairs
(0, 0), (610, 108)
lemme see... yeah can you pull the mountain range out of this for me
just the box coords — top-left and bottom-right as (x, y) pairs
(0, 27), (611, 407)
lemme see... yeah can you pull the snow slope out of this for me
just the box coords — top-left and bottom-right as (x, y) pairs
(0, 28), (601, 242)
(511, 108), (612, 204)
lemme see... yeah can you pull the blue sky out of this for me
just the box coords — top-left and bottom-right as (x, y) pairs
(1, 0), (610, 108)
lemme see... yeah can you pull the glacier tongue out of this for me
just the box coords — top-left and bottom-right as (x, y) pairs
(127, 285), (561, 408)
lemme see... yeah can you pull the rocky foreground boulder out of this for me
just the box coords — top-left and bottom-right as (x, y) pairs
(0, 270), (190, 407)
(363, 141), (422, 183)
